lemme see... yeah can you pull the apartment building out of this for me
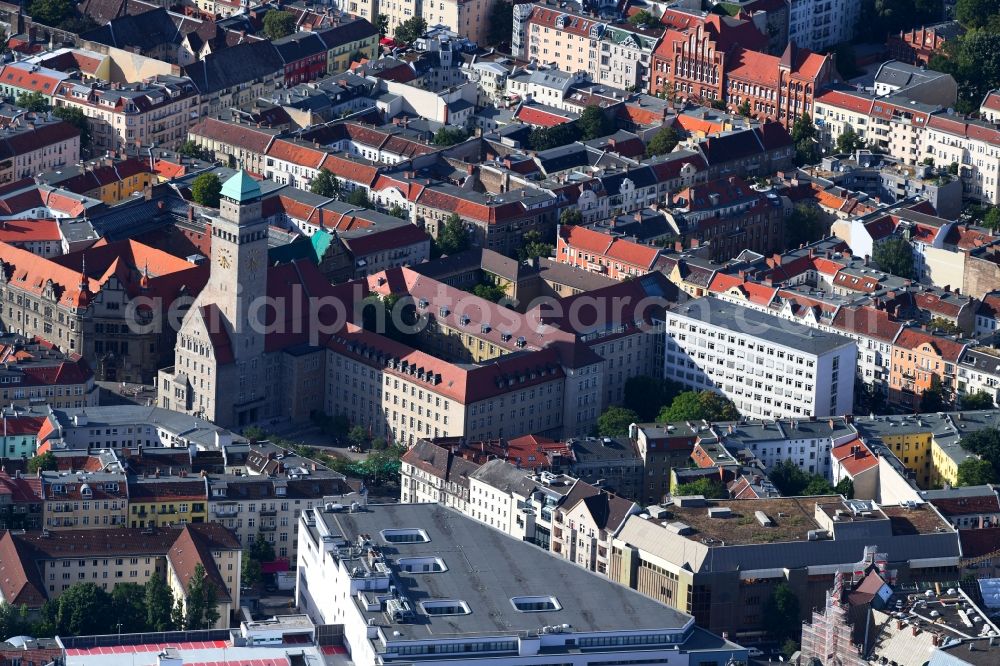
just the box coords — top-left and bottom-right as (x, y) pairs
(854, 411), (998, 489)
(888, 327), (966, 411)
(555, 224), (662, 280)
(128, 477), (208, 528)
(53, 76), (199, 153)
(550, 483), (638, 575)
(0, 470), (42, 529)
(295, 503), (747, 666)
(921, 113), (1000, 205)
(0, 523), (240, 628)
(0, 117), (80, 184)
(517, 3), (660, 91)
(664, 297), (856, 419)
(381, 0), (492, 46)
(788, 0), (860, 52)
(313, 19), (380, 75)
(38, 470), (128, 529)
(610, 497), (960, 639)
(0, 334), (97, 409)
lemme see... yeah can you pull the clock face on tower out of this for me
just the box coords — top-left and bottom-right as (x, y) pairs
(218, 248), (232, 270)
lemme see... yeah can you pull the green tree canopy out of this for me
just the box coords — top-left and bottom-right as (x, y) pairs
(674, 477), (727, 499)
(242, 557), (263, 588)
(177, 140), (210, 161)
(962, 391), (995, 409)
(596, 406), (639, 437)
(0, 602), (30, 641)
(956, 0), (1000, 28)
(628, 10), (656, 26)
(262, 10), (296, 40)
(27, 450), (57, 473)
(984, 207), (1000, 231)
(394, 16), (427, 43)
(486, 1), (514, 46)
(656, 390), (739, 423)
(309, 168), (343, 199)
(624, 376), (683, 422)
(191, 173), (222, 207)
(248, 534), (276, 563)
(52, 106), (90, 147)
(517, 229), (553, 261)
(784, 204), (826, 248)
(873, 237), (915, 279)
(958, 457), (998, 486)
(769, 459), (834, 496)
(791, 113), (820, 166)
(377, 14), (390, 38)
(55, 583), (112, 636)
(182, 564), (219, 630)
(347, 425), (370, 448)
(432, 126), (469, 146)
(529, 124), (581, 150)
(763, 582), (801, 644)
(920, 374), (950, 412)
(836, 127), (865, 154)
(144, 573), (176, 632)
(28, 0), (76, 27)
(578, 105), (615, 140)
(346, 188), (371, 208)
(472, 282), (507, 302)
(111, 583), (148, 634)
(437, 213), (470, 255)
(560, 207), (583, 226)
(646, 126), (679, 157)
(16, 91), (50, 112)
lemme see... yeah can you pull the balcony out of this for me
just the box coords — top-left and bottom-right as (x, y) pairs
(213, 505), (239, 517)
(260, 523), (276, 531)
(260, 508), (277, 516)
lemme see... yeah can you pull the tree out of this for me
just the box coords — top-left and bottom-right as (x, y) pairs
(27, 0), (76, 26)
(16, 91), (50, 112)
(763, 583), (801, 644)
(674, 477), (727, 499)
(388, 203), (406, 219)
(929, 317), (963, 335)
(834, 43), (861, 79)
(962, 391), (995, 410)
(144, 573), (176, 632)
(111, 583), (148, 634)
(27, 450), (56, 473)
(52, 106), (90, 147)
(309, 168), (342, 199)
(242, 557), (263, 587)
(432, 126), (469, 146)
(577, 105), (615, 140)
(55, 583), (112, 636)
(958, 458), (998, 486)
(346, 188), (371, 208)
(347, 424), (370, 449)
(377, 14), (390, 39)
(657, 390), (739, 423)
(517, 229), (553, 261)
(628, 10), (656, 26)
(529, 123), (580, 150)
(791, 113), (820, 166)
(191, 173), (222, 207)
(920, 374), (950, 412)
(784, 204), (826, 248)
(248, 534), (276, 563)
(486, 0), (514, 46)
(394, 16), (427, 43)
(178, 140), (209, 161)
(437, 213), (469, 255)
(836, 127), (865, 154)
(242, 425), (266, 442)
(624, 376), (682, 422)
(183, 564), (218, 630)
(0, 602), (30, 641)
(738, 100), (751, 117)
(984, 207), (1000, 231)
(472, 282), (507, 302)
(956, 0), (1000, 28)
(872, 237), (915, 279)
(959, 428), (1000, 480)
(262, 10), (296, 40)
(597, 406), (639, 437)
(559, 207), (582, 226)
(645, 126), (679, 157)
(834, 478), (855, 499)
(769, 459), (834, 496)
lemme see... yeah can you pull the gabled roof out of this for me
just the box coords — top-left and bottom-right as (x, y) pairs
(894, 327), (966, 361)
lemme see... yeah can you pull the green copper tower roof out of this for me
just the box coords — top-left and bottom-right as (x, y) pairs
(220, 169), (261, 202)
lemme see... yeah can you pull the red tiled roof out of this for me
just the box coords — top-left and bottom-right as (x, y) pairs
(815, 88), (875, 115)
(319, 154), (380, 187)
(894, 327), (965, 361)
(559, 225), (660, 269)
(266, 139), (327, 168)
(983, 91), (1000, 112)
(0, 219), (60, 243)
(515, 104), (573, 127)
(832, 306), (903, 342)
(832, 438), (879, 476)
(959, 527), (1000, 558)
(708, 273), (776, 305)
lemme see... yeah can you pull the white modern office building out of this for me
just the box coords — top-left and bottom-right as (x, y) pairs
(295, 502), (747, 666)
(663, 297), (857, 419)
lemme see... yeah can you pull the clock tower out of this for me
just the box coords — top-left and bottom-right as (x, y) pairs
(205, 170), (268, 360)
